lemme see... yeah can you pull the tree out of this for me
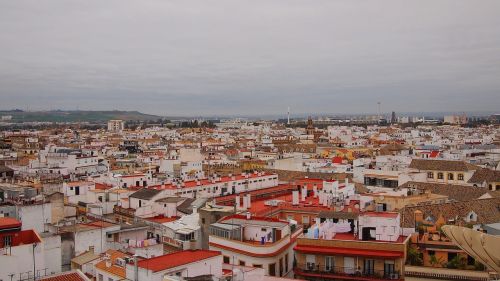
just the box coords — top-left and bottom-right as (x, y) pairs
(407, 246), (423, 266)
(429, 254), (444, 268)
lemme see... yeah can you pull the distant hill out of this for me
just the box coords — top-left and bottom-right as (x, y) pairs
(0, 110), (161, 123)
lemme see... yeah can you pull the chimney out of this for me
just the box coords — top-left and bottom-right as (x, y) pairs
(313, 185), (318, 197)
(105, 258), (111, 268)
(89, 246), (95, 254)
(235, 195), (241, 209)
(345, 177), (349, 184)
(292, 190), (299, 205)
(318, 192), (324, 205)
(301, 186), (307, 201)
(414, 210), (423, 224)
(192, 206), (198, 214)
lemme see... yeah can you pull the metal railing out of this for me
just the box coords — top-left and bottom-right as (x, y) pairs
(294, 263), (401, 280)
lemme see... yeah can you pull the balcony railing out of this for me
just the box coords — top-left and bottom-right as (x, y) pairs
(294, 264), (402, 280)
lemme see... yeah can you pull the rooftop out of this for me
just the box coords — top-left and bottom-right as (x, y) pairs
(137, 250), (221, 272)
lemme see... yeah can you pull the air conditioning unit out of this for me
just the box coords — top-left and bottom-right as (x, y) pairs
(115, 258), (125, 267)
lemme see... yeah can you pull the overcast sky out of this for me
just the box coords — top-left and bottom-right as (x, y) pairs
(0, 0), (499, 116)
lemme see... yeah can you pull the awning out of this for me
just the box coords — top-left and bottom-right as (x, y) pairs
(294, 245), (403, 258)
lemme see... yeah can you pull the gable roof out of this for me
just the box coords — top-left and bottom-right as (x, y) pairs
(40, 271), (90, 281)
(468, 168), (500, 184)
(137, 250), (221, 272)
(399, 198), (500, 227)
(409, 159), (478, 172)
(176, 198), (196, 214)
(95, 250), (130, 278)
(400, 181), (490, 202)
(130, 188), (162, 200)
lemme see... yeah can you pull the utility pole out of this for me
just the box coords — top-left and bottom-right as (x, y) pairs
(32, 243), (37, 281)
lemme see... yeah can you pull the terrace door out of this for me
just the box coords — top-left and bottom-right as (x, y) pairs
(344, 257), (355, 274)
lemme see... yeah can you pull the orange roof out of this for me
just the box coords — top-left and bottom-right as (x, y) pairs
(137, 250), (221, 272)
(95, 250), (129, 278)
(40, 272), (87, 281)
(150, 173), (275, 191)
(0, 217), (22, 229)
(95, 183), (113, 190)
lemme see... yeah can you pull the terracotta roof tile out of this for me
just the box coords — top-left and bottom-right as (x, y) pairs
(137, 250), (221, 272)
(399, 198), (500, 227)
(409, 159), (478, 172)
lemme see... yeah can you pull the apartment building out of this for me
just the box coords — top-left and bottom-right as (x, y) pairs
(294, 212), (410, 281)
(208, 214), (302, 277)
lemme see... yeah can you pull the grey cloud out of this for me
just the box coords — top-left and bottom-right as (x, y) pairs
(0, 0), (499, 116)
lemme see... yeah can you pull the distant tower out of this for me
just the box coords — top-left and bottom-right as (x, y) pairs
(377, 102), (382, 121)
(287, 106), (290, 125)
(306, 116), (314, 135)
(391, 111), (397, 124)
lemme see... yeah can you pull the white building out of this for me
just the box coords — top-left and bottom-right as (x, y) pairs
(125, 250), (223, 281)
(209, 214), (302, 277)
(107, 120), (125, 133)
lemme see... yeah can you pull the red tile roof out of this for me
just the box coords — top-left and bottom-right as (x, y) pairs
(0, 217), (22, 229)
(137, 250), (221, 272)
(41, 272), (87, 281)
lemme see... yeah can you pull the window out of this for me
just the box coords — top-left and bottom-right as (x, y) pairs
(3, 235), (12, 246)
(427, 172), (434, 179)
(448, 173), (454, 180)
(428, 250), (435, 256)
(223, 256), (230, 264)
(364, 259), (374, 275)
(239, 260), (246, 266)
(458, 174), (464, 181)
(437, 173), (444, 180)
(253, 264), (262, 268)
(325, 256), (334, 271)
(201, 218), (206, 224)
(302, 215), (310, 224)
(98, 274), (103, 281)
(384, 260), (395, 276)
(108, 278), (113, 281)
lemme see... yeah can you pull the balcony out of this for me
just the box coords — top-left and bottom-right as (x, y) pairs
(209, 227), (302, 257)
(294, 264), (402, 281)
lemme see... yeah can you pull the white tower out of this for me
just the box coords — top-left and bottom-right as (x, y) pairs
(287, 106), (290, 125)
